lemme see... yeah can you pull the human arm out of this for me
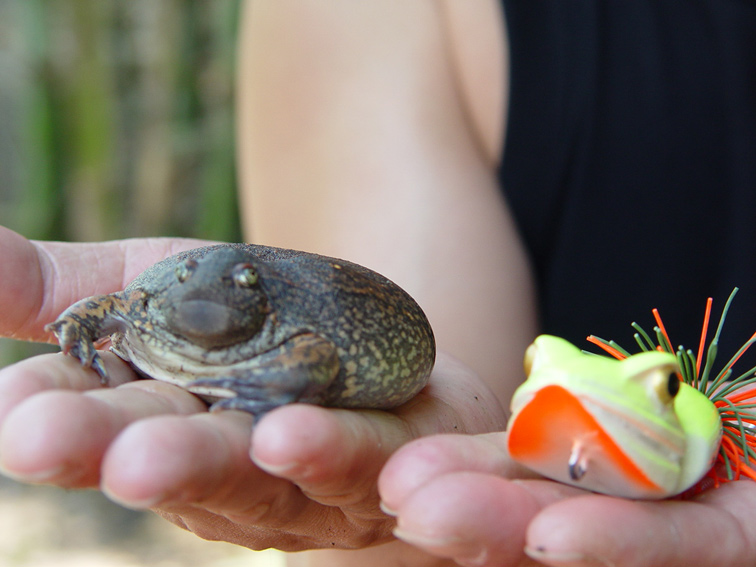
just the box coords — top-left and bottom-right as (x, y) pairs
(236, 1), (538, 563)
(237, 0), (534, 405)
(237, 2), (756, 565)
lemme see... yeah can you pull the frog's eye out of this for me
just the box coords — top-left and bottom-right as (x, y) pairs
(175, 259), (198, 283)
(232, 263), (259, 287)
(654, 371), (680, 404)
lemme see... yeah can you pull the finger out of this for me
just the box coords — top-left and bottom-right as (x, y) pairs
(99, 410), (340, 550)
(100, 354), (508, 550)
(0, 373), (204, 488)
(0, 226), (46, 341)
(411, 352), (508, 434)
(250, 353), (507, 507)
(526, 481), (756, 567)
(251, 404), (406, 514)
(252, 400), (499, 516)
(100, 407), (402, 551)
(101, 411), (263, 510)
(0, 225), (213, 341)
(390, 473), (581, 567)
(244, 402), (509, 548)
(102, 402), (397, 513)
(379, 431), (538, 514)
(0, 351), (137, 423)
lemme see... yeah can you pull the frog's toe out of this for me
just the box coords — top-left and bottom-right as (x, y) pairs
(48, 319), (83, 351)
(46, 318), (78, 350)
(189, 377), (301, 401)
(189, 376), (304, 418)
(188, 377), (246, 400)
(189, 376), (241, 390)
(207, 397), (285, 422)
(67, 342), (109, 383)
(89, 353), (109, 383)
(44, 319), (65, 337)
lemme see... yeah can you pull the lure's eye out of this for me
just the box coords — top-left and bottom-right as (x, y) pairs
(175, 259), (198, 283)
(654, 371), (680, 404)
(667, 372), (681, 398)
(232, 263), (259, 287)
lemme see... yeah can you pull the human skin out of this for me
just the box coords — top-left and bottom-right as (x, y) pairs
(237, 2), (756, 565)
(3, 1), (756, 566)
(0, 226), (523, 564)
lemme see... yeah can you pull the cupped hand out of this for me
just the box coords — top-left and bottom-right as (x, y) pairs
(0, 226), (508, 552)
(379, 431), (756, 567)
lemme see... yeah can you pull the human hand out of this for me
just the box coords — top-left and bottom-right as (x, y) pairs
(0, 226), (508, 552)
(379, 431), (756, 567)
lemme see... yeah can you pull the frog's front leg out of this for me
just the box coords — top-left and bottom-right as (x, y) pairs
(189, 333), (340, 419)
(45, 291), (145, 383)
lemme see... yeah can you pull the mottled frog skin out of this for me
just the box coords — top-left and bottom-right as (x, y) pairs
(46, 244), (436, 418)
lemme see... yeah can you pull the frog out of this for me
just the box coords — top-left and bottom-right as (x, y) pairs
(506, 335), (722, 499)
(46, 244), (436, 420)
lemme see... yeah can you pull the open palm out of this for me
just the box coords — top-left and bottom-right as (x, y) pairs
(0, 226), (504, 554)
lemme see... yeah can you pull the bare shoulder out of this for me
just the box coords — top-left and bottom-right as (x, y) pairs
(440, 0), (508, 164)
(237, 0), (508, 169)
(236, 1), (533, 408)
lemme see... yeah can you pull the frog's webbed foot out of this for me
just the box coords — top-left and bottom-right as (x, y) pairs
(45, 292), (139, 384)
(188, 333), (340, 421)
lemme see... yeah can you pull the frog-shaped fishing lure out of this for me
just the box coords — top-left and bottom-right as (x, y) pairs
(507, 335), (722, 499)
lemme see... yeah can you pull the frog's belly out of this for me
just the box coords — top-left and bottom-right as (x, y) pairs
(507, 384), (667, 499)
(110, 333), (242, 401)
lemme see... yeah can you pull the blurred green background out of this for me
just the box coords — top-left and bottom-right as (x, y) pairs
(1, 0), (243, 365)
(0, 1), (285, 565)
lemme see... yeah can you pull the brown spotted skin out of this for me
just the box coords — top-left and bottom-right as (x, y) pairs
(46, 244), (435, 418)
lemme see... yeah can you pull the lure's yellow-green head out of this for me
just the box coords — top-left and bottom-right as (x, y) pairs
(507, 335), (722, 499)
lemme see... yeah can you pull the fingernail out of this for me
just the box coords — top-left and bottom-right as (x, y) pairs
(252, 457), (297, 475)
(101, 485), (165, 510)
(455, 547), (489, 567)
(0, 463), (64, 484)
(525, 545), (614, 567)
(393, 526), (459, 548)
(393, 528), (488, 567)
(251, 454), (308, 478)
(379, 500), (398, 517)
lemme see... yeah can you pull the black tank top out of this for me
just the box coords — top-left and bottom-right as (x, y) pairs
(500, 1), (756, 360)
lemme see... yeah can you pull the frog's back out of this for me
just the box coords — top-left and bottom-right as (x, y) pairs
(249, 246), (436, 408)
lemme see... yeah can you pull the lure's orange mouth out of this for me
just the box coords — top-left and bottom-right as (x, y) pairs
(508, 383), (664, 496)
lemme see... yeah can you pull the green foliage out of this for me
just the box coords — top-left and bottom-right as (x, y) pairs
(0, 0), (242, 243)
(0, 0), (242, 365)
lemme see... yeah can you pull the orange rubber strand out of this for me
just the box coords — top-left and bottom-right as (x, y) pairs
(585, 336), (627, 360)
(652, 308), (673, 352)
(696, 298), (713, 381)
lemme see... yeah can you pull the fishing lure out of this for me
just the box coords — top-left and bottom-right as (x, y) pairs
(507, 289), (756, 499)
